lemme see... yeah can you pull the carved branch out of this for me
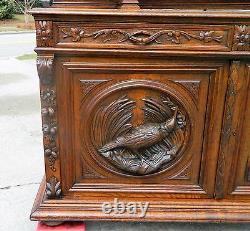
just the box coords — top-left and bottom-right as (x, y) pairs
(38, 55), (59, 175)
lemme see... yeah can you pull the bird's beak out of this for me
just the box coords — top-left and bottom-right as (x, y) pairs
(165, 107), (178, 130)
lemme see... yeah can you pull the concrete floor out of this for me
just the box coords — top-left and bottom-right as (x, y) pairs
(0, 32), (250, 231)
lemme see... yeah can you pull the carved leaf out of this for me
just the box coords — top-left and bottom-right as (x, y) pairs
(46, 177), (61, 199)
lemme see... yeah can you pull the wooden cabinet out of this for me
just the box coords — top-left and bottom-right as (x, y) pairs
(31, 0), (250, 224)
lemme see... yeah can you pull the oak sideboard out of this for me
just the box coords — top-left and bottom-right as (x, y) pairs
(30, 0), (250, 224)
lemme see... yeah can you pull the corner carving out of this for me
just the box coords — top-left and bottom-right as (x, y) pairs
(92, 95), (187, 175)
(168, 161), (192, 180)
(81, 157), (105, 179)
(233, 25), (250, 51)
(61, 28), (223, 46)
(80, 79), (110, 101)
(46, 177), (62, 199)
(175, 81), (200, 101)
(36, 21), (53, 47)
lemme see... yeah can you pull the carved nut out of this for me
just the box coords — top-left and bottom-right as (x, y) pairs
(50, 127), (57, 136)
(41, 107), (55, 117)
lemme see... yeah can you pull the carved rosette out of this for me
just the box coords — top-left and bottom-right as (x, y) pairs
(233, 25), (250, 51)
(61, 28), (223, 45)
(46, 176), (62, 199)
(91, 95), (187, 175)
(36, 21), (53, 47)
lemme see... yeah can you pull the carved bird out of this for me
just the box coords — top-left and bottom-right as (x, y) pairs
(99, 108), (178, 158)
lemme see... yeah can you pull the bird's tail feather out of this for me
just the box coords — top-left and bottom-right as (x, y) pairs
(99, 142), (119, 153)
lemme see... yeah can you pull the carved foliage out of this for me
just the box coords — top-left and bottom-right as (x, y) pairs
(46, 177), (61, 199)
(38, 56), (58, 173)
(61, 28), (223, 46)
(233, 25), (250, 51)
(37, 57), (53, 84)
(92, 95), (187, 175)
(36, 21), (53, 47)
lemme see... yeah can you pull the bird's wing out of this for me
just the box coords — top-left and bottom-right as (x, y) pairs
(122, 129), (158, 146)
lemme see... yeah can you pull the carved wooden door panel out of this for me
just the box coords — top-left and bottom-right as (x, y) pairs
(55, 56), (229, 200)
(215, 61), (250, 199)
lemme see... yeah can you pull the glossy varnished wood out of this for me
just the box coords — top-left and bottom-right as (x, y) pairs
(31, 0), (250, 224)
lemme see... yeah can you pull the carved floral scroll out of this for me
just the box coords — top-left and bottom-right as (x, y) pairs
(61, 27), (223, 46)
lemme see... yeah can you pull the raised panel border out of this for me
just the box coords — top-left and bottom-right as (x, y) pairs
(56, 58), (228, 198)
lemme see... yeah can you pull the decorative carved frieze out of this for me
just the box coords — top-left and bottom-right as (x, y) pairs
(46, 177), (62, 199)
(92, 95), (187, 175)
(233, 25), (250, 51)
(61, 28), (223, 46)
(36, 21), (53, 47)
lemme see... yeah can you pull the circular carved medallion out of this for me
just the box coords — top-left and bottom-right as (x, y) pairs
(84, 80), (191, 176)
